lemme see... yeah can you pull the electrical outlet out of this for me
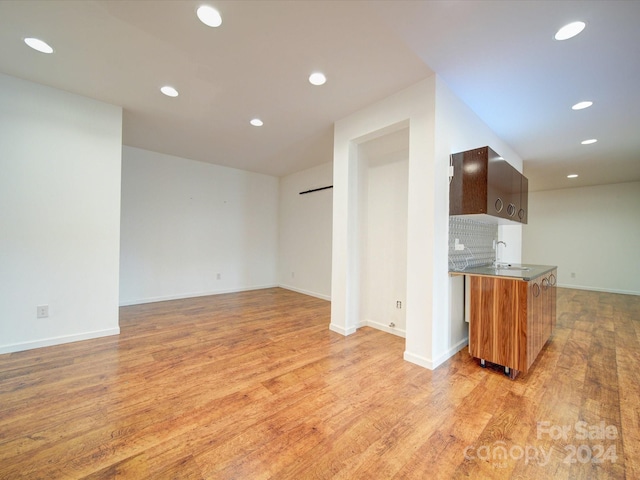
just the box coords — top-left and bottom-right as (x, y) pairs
(216, 273), (221, 280)
(571, 272), (576, 278)
(291, 272), (295, 278)
(37, 305), (49, 318)
(396, 301), (402, 309)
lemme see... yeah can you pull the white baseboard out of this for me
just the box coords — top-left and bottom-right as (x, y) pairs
(557, 283), (639, 296)
(404, 337), (469, 370)
(278, 284), (331, 301)
(329, 323), (358, 336)
(119, 284), (279, 307)
(362, 319), (406, 338)
(403, 351), (435, 370)
(432, 338), (470, 368)
(0, 327), (120, 355)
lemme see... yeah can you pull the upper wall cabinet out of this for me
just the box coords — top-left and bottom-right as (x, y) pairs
(449, 146), (528, 225)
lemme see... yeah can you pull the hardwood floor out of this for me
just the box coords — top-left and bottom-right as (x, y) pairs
(0, 287), (638, 479)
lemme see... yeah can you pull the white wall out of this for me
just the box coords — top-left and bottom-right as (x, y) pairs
(278, 162), (333, 300)
(359, 130), (409, 337)
(361, 158), (409, 336)
(523, 182), (640, 295)
(119, 146), (279, 305)
(0, 74), (122, 354)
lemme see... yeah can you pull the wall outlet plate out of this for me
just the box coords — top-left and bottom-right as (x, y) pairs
(37, 305), (49, 318)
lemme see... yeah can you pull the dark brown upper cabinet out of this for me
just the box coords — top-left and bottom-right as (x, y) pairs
(449, 146), (528, 224)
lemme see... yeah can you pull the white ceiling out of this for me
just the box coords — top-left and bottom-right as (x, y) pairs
(1, 0), (638, 191)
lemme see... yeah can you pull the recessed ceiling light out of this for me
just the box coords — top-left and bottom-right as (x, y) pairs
(554, 21), (586, 41)
(250, 118), (263, 127)
(567, 174), (579, 178)
(572, 101), (593, 110)
(24, 37), (53, 54)
(581, 138), (597, 145)
(160, 86), (179, 97)
(197, 5), (222, 27)
(308, 72), (327, 86)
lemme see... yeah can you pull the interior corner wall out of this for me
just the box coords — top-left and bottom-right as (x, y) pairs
(278, 162), (333, 300)
(0, 73), (122, 354)
(434, 77), (523, 264)
(331, 76), (442, 367)
(434, 76), (525, 362)
(523, 182), (640, 295)
(119, 146), (278, 306)
(359, 146), (409, 337)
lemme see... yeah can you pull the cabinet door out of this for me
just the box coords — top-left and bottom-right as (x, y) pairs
(549, 269), (557, 329)
(519, 175), (528, 224)
(449, 147), (489, 215)
(526, 278), (543, 369)
(487, 149), (511, 219)
(541, 276), (553, 344)
(469, 275), (527, 371)
(505, 163), (521, 221)
(526, 271), (558, 370)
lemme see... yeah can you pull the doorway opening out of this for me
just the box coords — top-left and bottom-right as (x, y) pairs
(357, 127), (409, 337)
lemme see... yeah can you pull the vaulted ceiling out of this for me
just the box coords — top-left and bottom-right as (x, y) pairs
(1, 0), (638, 191)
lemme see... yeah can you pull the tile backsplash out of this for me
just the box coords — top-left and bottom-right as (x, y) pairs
(448, 217), (497, 271)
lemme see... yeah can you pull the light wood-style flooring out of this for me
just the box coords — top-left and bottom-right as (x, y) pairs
(1, 287), (638, 479)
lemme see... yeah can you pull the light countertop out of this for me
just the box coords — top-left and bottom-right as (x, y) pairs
(449, 263), (557, 281)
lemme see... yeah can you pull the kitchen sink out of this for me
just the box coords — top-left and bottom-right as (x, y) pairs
(494, 264), (531, 271)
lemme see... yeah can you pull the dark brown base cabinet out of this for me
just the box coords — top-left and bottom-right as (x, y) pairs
(468, 269), (557, 378)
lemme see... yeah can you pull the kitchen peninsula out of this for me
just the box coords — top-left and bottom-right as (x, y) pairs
(452, 263), (557, 379)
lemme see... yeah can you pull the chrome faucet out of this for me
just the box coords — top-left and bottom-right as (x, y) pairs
(495, 240), (507, 266)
